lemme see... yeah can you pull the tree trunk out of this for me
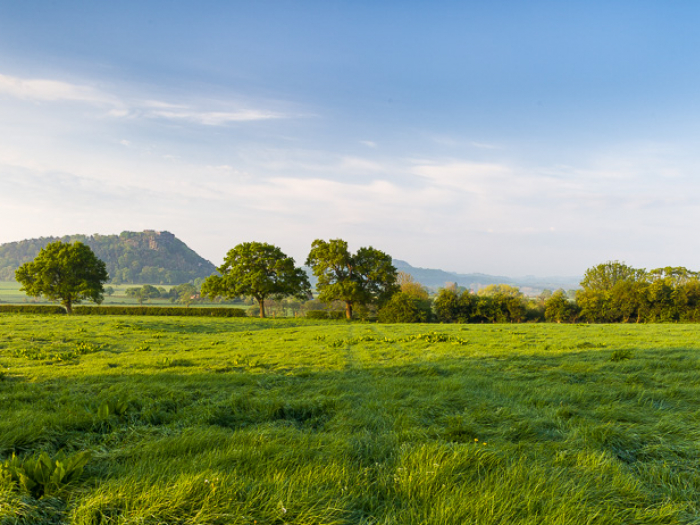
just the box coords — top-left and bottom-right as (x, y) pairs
(64, 301), (73, 315)
(345, 301), (353, 320)
(258, 298), (266, 318)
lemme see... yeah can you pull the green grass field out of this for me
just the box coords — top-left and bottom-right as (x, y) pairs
(1, 316), (699, 524)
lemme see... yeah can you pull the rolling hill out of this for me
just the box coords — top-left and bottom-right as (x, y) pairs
(393, 259), (580, 294)
(0, 230), (216, 284)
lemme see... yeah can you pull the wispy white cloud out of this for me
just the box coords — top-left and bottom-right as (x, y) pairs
(470, 141), (499, 149)
(0, 72), (292, 126)
(0, 73), (116, 105)
(147, 108), (285, 125)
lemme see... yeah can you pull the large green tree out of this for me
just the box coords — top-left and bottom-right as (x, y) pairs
(15, 241), (109, 314)
(201, 242), (310, 318)
(306, 239), (398, 319)
(577, 261), (647, 322)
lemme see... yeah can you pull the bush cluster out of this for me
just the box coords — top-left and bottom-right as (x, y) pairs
(433, 287), (534, 324)
(377, 292), (433, 323)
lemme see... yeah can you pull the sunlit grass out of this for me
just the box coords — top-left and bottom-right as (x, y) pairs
(1, 316), (699, 523)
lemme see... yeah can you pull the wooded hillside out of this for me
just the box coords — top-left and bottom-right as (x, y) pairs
(0, 230), (216, 284)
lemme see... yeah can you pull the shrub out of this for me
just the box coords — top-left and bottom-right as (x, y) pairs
(545, 290), (579, 323)
(378, 292), (432, 323)
(433, 289), (475, 323)
(1, 451), (91, 498)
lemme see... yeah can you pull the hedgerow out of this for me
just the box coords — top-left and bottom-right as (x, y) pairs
(0, 305), (246, 317)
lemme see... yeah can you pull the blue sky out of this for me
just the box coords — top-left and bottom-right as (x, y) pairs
(1, 1), (699, 276)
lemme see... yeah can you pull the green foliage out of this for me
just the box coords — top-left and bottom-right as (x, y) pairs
(397, 271), (430, 300)
(202, 242), (310, 318)
(1, 451), (90, 498)
(306, 238), (399, 319)
(434, 287), (529, 324)
(434, 288), (475, 323)
(97, 398), (129, 420)
(166, 283), (199, 306)
(544, 289), (579, 323)
(578, 261), (700, 323)
(378, 292), (433, 323)
(15, 241), (108, 314)
(477, 287), (526, 323)
(125, 284), (161, 305)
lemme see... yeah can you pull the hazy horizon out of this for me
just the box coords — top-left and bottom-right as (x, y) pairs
(2, 2), (699, 276)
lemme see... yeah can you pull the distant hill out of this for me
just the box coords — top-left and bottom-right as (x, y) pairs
(0, 230), (216, 284)
(393, 259), (581, 295)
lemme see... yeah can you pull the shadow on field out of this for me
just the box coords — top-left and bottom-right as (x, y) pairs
(2, 346), (698, 470)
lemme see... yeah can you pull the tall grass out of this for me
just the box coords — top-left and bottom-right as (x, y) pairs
(0, 316), (698, 523)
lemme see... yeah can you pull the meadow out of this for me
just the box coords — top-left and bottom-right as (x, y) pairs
(0, 315), (699, 524)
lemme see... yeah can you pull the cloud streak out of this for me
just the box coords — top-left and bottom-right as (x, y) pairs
(0, 72), (292, 126)
(0, 73), (115, 104)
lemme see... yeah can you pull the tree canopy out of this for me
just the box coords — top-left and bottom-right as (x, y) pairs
(201, 242), (310, 318)
(15, 241), (109, 314)
(306, 239), (398, 319)
(575, 261), (700, 323)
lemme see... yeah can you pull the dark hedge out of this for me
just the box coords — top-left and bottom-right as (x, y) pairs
(0, 305), (66, 314)
(0, 305), (247, 317)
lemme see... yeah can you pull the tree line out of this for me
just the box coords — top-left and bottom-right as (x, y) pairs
(575, 262), (700, 323)
(13, 239), (399, 318)
(14, 240), (700, 323)
(431, 261), (700, 324)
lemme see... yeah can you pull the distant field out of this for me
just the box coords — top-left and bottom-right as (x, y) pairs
(0, 281), (25, 301)
(1, 318), (699, 524)
(0, 281), (178, 306)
